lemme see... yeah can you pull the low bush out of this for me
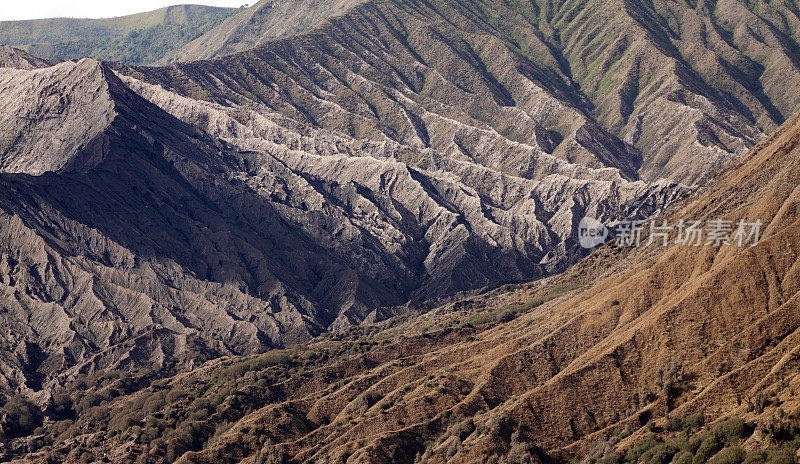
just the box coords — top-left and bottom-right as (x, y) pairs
(709, 447), (746, 464)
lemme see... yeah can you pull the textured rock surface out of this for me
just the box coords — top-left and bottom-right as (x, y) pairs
(157, 0), (364, 64)
(145, 0), (800, 185)
(10, 106), (800, 463)
(22, 91), (800, 464)
(0, 50), (683, 398)
(0, 59), (116, 174)
(0, 45), (53, 70)
(0, 0), (799, 458)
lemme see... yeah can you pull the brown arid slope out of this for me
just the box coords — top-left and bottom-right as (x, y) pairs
(138, 0), (800, 184)
(9, 89), (800, 464)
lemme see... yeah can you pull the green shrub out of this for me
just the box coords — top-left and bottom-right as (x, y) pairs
(601, 452), (624, 464)
(498, 310), (517, 323)
(711, 418), (753, 443)
(693, 433), (724, 464)
(49, 392), (75, 418)
(686, 435), (704, 454)
(1, 395), (40, 436)
(667, 415), (705, 434)
(742, 451), (768, 464)
(765, 449), (795, 464)
(709, 447), (746, 464)
(751, 392), (774, 414)
(77, 392), (103, 413)
(627, 435), (661, 463)
(672, 451), (694, 464)
(644, 443), (679, 464)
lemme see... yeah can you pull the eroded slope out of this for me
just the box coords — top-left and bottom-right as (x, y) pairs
(0, 52), (680, 403)
(143, 0), (800, 184)
(14, 99), (800, 464)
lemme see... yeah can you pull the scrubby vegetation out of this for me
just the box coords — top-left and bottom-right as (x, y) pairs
(2, 277), (798, 464)
(0, 337), (395, 462)
(584, 415), (800, 464)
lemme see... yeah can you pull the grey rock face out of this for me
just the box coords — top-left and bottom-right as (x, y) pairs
(140, 0), (793, 186)
(0, 50), (684, 395)
(0, 45), (54, 70)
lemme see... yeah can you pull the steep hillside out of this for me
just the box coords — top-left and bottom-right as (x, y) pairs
(0, 45), (54, 70)
(2, 0), (800, 459)
(0, 5), (238, 64)
(158, 0), (364, 64)
(7, 93), (800, 464)
(145, 0), (800, 185)
(0, 48), (682, 409)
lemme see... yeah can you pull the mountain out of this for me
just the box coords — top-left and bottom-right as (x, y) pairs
(3, 0), (800, 460)
(150, 0), (800, 185)
(6, 98), (800, 463)
(0, 46), (681, 405)
(157, 0), (364, 64)
(0, 5), (238, 65)
(7, 84), (800, 463)
(0, 45), (54, 70)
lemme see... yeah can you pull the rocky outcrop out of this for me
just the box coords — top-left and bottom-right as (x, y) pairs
(33, 90), (800, 464)
(0, 55), (683, 397)
(0, 59), (115, 174)
(0, 45), (53, 70)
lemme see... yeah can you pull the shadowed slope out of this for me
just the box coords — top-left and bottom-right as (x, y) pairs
(0, 55), (682, 403)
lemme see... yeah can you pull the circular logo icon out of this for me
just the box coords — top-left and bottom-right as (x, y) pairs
(578, 217), (608, 249)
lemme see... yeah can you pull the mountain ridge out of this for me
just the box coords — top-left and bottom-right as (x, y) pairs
(2, 0), (800, 461)
(0, 50), (683, 407)
(0, 5), (239, 65)
(157, 0), (365, 64)
(40, 97), (800, 464)
(146, 0), (800, 185)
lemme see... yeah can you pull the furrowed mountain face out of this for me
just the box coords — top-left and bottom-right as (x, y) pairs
(3, 0), (800, 459)
(144, 0), (800, 185)
(22, 92), (800, 464)
(157, 0), (366, 64)
(0, 5), (238, 65)
(0, 47), (680, 399)
(0, 45), (54, 70)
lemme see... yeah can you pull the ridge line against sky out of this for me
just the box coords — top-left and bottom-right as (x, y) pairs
(1, 1), (250, 21)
